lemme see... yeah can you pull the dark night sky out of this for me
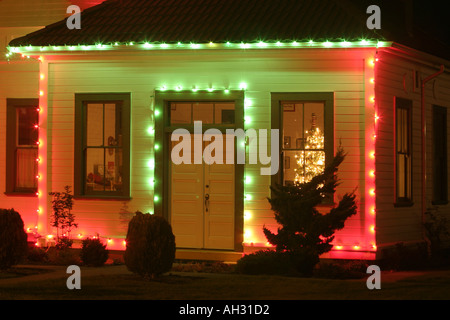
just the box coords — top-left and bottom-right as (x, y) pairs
(412, 0), (450, 45)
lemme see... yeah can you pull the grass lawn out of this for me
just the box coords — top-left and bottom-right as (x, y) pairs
(1, 264), (450, 300)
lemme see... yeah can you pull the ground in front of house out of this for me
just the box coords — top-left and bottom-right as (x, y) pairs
(1, 263), (450, 301)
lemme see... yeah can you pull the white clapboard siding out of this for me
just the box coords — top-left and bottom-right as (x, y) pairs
(375, 49), (450, 246)
(42, 48), (373, 243)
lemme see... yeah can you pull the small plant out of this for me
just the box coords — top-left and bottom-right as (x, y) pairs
(46, 247), (80, 266)
(80, 238), (109, 267)
(124, 212), (176, 279)
(49, 186), (78, 242)
(54, 237), (73, 250)
(0, 209), (28, 270)
(26, 246), (49, 264)
(424, 207), (450, 259)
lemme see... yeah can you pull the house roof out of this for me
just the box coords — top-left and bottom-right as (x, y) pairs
(8, 0), (382, 46)
(7, 0), (450, 61)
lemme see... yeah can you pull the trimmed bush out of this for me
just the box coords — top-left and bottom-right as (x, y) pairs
(236, 250), (297, 276)
(26, 246), (49, 264)
(0, 208), (28, 270)
(81, 238), (109, 267)
(124, 212), (176, 279)
(46, 247), (80, 265)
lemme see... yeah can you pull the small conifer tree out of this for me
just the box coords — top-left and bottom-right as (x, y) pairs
(263, 148), (357, 275)
(49, 185), (77, 243)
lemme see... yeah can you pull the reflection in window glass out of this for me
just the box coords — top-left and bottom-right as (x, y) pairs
(17, 107), (38, 146)
(395, 100), (412, 202)
(15, 106), (38, 191)
(85, 102), (123, 194)
(170, 103), (192, 124)
(193, 103), (214, 124)
(282, 101), (325, 185)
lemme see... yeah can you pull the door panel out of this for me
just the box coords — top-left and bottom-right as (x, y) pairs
(170, 133), (235, 250)
(170, 134), (203, 248)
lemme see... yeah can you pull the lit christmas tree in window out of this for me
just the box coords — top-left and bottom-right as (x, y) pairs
(294, 113), (325, 184)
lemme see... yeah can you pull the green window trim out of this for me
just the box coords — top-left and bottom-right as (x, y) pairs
(270, 92), (334, 194)
(74, 93), (131, 199)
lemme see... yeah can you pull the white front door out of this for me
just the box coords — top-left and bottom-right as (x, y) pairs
(170, 134), (235, 250)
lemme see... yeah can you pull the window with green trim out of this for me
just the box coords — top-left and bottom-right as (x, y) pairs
(271, 93), (334, 188)
(74, 93), (130, 198)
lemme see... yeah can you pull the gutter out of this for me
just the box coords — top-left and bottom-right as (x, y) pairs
(421, 64), (445, 255)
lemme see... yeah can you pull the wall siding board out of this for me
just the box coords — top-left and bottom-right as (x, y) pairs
(375, 49), (450, 247)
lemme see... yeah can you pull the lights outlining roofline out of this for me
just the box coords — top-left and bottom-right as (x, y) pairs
(7, 40), (391, 55)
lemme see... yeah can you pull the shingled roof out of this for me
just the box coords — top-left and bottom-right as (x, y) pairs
(7, 0), (450, 61)
(8, 0), (382, 46)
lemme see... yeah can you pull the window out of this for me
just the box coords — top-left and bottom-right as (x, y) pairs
(6, 99), (39, 194)
(395, 97), (412, 205)
(170, 102), (235, 125)
(271, 93), (334, 187)
(433, 105), (448, 204)
(74, 94), (130, 198)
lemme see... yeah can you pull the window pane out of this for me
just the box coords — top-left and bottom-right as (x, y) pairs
(215, 103), (235, 124)
(87, 103), (104, 146)
(170, 103), (192, 124)
(16, 148), (38, 189)
(193, 103), (214, 124)
(283, 150), (325, 185)
(105, 148), (123, 192)
(397, 108), (408, 153)
(17, 107), (38, 146)
(104, 103), (122, 147)
(85, 148), (123, 193)
(85, 148), (106, 191)
(282, 103), (303, 149)
(304, 103), (324, 150)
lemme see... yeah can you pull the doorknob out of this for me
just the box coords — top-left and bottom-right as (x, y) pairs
(205, 193), (210, 212)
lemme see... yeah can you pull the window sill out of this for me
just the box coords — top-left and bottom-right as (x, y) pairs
(432, 200), (449, 206)
(4, 192), (38, 197)
(394, 201), (414, 208)
(73, 195), (131, 201)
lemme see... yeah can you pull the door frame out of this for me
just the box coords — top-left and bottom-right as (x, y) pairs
(154, 90), (244, 251)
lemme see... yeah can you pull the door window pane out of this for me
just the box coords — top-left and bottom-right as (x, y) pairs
(215, 103), (235, 124)
(170, 102), (235, 125)
(193, 103), (214, 124)
(170, 103), (192, 124)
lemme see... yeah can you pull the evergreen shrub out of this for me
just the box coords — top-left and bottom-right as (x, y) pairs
(124, 212), (176, 279)
(80, 238), (109, 267)
(0, 208), (28, 270)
